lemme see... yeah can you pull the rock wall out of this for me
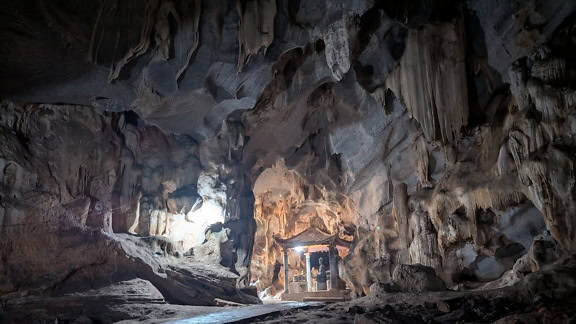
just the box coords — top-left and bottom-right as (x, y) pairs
(0, 100), (258, 306)
(241, 1), (576, 297)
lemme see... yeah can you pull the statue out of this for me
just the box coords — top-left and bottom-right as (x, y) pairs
(315, 257), (328, 290)
(316, 257), (327, 282)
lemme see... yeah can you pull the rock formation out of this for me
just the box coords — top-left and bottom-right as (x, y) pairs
(0, 0), (576, 322)
(0, 101), (258, 308)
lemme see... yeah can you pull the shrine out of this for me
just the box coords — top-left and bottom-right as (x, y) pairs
(273, 227), (352, 302)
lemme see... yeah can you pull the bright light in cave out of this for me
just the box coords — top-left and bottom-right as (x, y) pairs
(177, 199), (226, 249)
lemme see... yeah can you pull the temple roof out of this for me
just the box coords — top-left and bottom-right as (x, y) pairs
(273, 227), (352, 248)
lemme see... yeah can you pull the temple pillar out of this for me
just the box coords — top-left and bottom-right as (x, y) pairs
(305, 251), (312, 292)
(329, 243), (338, 290)
(283, 248), (289, 293)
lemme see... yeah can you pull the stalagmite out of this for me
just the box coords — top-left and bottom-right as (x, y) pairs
(414, 135), (432, 188)
(393, 183), (410, 251)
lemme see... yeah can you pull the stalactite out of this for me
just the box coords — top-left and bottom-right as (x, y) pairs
(175, 0), (202, 81)
(236, 0), (276, 72)
(497, 142), (511, 176)
(528, 83), (558, 123)
(153, 2), (179, 60)
(508, 130), (531, 185)
(107, 0), (160, 82)
(386, 20), (468, 143)
(460, 187), (524, 245)
(324, 18), (351, 81)
(509, 62), (531, 111)
(530, 57), (565, 82)
(522, 161), (550, 211)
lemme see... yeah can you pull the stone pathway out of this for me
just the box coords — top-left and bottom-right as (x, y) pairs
(166, 302), (321, 324)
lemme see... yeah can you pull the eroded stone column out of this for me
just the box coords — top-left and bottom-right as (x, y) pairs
(283, 249), (289, 293)
(393, 183), (410, 252)
(305, 252), (312, 292)
(329, 244), (338, 290)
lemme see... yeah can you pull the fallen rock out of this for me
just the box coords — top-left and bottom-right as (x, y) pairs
(369, 281), (399, 297)
(436, 300), (451, 313)
(391, 264), (447, 292)
(517, 259), (576, 304)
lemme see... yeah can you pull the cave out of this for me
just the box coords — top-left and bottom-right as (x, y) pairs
(1, 0), (576, 323)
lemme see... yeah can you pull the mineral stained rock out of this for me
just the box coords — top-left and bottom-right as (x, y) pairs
(1, 0), (576, 322)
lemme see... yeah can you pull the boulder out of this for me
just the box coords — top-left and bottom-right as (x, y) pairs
(391, 264), (447, 292)
(369, 281), (399, 297)
(516, 259), (576, 304)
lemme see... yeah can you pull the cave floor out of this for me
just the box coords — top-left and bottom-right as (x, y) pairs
(120, 288), (576, 324)
(4, 287), (576, 323)
(248, 289), (576, 324)
(152, 302), (321, 324)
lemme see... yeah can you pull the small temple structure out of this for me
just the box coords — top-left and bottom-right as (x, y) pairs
(273, 227), (352, 301)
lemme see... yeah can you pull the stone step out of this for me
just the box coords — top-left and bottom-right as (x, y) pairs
(302, 296), (347, 302)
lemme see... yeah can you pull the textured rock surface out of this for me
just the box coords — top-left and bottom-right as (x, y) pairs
(0, 0), (576, 321)
(0, 101), (258, 309)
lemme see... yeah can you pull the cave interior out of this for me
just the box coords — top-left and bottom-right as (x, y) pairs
(1, 0), (576, 323)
